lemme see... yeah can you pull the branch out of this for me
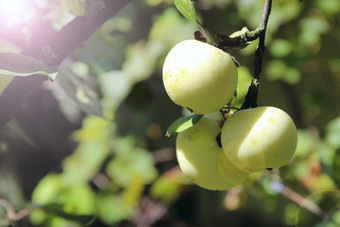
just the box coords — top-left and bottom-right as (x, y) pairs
(23, 0), (132, 66)
(0, 0), (131, 129)
(280, 185), (327, 218)
(0, 198), (30, 225)
(254, 0), (272, 81)
(241, 0), (272, 109)
(215, 27), (264, 50)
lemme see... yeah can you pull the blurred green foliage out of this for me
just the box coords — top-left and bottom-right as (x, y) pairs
(0, 0), (340, 226)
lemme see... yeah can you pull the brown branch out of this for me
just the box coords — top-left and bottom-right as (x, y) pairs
(134, 196), (169, 227)
(241, 0), (272, 109)
(0, 0), (132, 129)
(47, 0), (132, 66)
(254, 0), (272, 81)
(22, 0), (132, 66)
(0, 198), (30, 225)
(280, 185), (327, 218)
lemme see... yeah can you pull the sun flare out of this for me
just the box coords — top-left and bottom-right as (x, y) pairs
(0, 0), (36, 30)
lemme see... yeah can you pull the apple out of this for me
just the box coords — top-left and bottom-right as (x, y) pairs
(163, 40), (238, 114)
(176, 112), (249, 190)
(221, 106), (298, 172)
(218, 151), (249, 185)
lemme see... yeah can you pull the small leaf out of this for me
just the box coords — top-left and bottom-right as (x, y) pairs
(332, 150), (340, 187)
(326, 116), (340, 150)
(57, 64), (104, 118)
(174, 0), (197, 21)
(106, 139), (158, 186)
(96, 194), (131, 225)
(37, 204), (95, 225)
(166, 114), (203, 137)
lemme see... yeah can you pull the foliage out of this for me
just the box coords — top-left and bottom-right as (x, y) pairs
(0, 0), (340, 226)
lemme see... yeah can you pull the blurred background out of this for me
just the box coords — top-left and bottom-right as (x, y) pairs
(1, 0), (340, 226)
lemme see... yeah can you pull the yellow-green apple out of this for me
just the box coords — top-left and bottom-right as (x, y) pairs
(163, 40), (238, 114)
(176, 112), (249, 190)
(221, 106), (297, 172)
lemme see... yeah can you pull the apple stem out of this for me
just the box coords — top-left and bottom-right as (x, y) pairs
(241, 0), (272, 109)
(241, 78), (260, 109)
(195, 19), (214, 45)
(216, 133), (222, 148)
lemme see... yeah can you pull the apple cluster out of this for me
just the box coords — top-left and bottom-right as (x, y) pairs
(162, 40), (298, 191)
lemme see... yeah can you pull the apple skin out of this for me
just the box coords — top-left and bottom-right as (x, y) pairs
(221, 106), (298, 172)
(163, 40), (238, 114)
(218, 151), (249, 186)
(176, 112), (248, 190)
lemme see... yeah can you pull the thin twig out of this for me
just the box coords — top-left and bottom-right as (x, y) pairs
(241, 0), (272, 109)
(0, 198), (30, 225)
(280, 186), (327, 218)
(196, 20), (213, 44)
(134, 196), (169, 227)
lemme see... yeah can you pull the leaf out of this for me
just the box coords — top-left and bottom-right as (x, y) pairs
(332, 150), (340, 187)
(106, 138), (158, 186)
(57, 64), (104, 118)
(166, 114), (203, 137)
(37, 204), (95, 225)
(150, 173), (183, 204)
(0, 53), (58, 80)
(174, 0), (197, 21)
(326, 116), (340, 150)
(0, 74), (14, 94)
(96, 194), (131, 225)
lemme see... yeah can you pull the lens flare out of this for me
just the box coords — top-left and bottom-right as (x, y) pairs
(0, 0), (36, 32)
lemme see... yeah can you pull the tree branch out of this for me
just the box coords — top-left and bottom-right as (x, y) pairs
(280, 185), (327, 218)
(0, 0), (132, 129)
(23, 0), (132, 66)
(254, 0), (272, 81)
(0, 198), (30, 225)
(241, 0), (272, 109)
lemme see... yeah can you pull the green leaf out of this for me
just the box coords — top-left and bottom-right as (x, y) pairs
(96, 194), (131, 225)
(57, 64), (104, 118)
(0, 53), (58, 80)
(106, 138), (158, 186)
(174, 0), (197, 21)
(326, 116), (340, 150)
(332, 150), (340, 187)
(150, 175), (182, 204)
(37, 204), (95, 225)
(166, 114), (203, 137)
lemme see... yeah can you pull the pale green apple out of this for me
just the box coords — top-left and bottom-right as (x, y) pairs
(221, 106), (297, 172)
(218, 151), (249, 185)
(176, 112), (248, 190)
(163, 40), (238, 114)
